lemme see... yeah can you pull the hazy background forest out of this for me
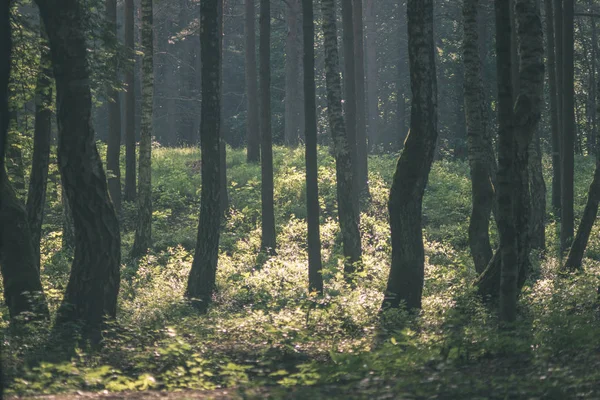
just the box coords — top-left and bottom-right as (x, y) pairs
(1, 0), (600, 398)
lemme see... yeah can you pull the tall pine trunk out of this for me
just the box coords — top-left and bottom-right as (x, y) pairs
(245, 0), (260, 162)
(124, 0), (136, 202)
(382, 0), (437, 311)
(260, 0), (276, 252)
(321, 0), (362, 276)
(186, 0), (222, 312)
(303, 0), (323, 294)
(37, 0), (121, 342)
(132, 0), (153, 258)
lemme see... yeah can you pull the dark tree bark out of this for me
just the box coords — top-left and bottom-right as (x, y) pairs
(302, 0), (323, 294)
(561, 0), (575, 252)
(1, 169), (49, 321)
(463, 0), (496, 274)
(260, 0), (276, 252)
(132, 0), (154, 258)
(124, 0), (136, 202)
(353, 0), (369, 196)
(245, 0), (260, 162)
(545, 0), (561, 214)
(37, 0), (121, 342)
(27, 25), (53, 265)
(382, 0), (437, 311)
(61, 185), (74, 250)
(529, 132), (546, 250)
(106, 0), (122, 214)
(186, 0), (222, 313)
(321, 0), (362, 276)
(563, 160), (600, 271)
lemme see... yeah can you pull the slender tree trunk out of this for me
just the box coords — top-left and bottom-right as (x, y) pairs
(561, 0), (575, 252)
(590, 3), (598, 156)
(529, 131), (546, 249)
(219, 0), (229, 215)
(382, 0), (437, 311)
(260, 0), (276, 252)
(61, 185), (74, 250)
(245, 0), (260, 162)
(106, 0), (122, 214)
(563, 160), (600, 271)
(284, 0), (301, 147)
(37, 0), (122, 342)
(124, 0), (136, 202)
(353, 0), (368, 196)
(321, 0), (362, 276)
(463, 0), (496, 274)
(302, 0), (323, 294)
(27, 25), (53, 265)
(132, 0), (153, 258)
(364, 0), (378, 152)
(340, 0), (360, 207)
(186, 0), (221, 312)
(545, 0), (561, 213)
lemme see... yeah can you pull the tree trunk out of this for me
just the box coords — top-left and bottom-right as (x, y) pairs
(219, 0), (228, 216)
(186, 0), (222, 313)
(0, 169), (49, 321)
(0, 0), (8, 186)
(245, 0), (260, 162)
(27, 25), (53, 265)
(284, 0), (301, 147)
(340, 0), (360, 208)
(321, 0), (362, 276)
(563, 160), (600, 271)
(463, 0), (496, 274)
(529, 131), (546, 250)
(545, 0), (561, 214)
(364, 0), (378, 152)
(259, 0), (276, 253)
(37, 0), (122, 342)
(589, 1), (598, 156)
(124, 0), (137, 202)
(302, 0), (323, 294)
(132, 0), (154, 258)
(353, 0), (369, 196)
(106, 0), (122, 214)
(61, 185), (74, 250)
(382, 0), (437, 311)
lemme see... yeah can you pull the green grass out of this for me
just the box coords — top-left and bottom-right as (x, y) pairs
(3, 146), (600, 398)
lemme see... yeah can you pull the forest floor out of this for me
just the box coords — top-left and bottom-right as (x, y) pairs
(3, 146), (600, 399)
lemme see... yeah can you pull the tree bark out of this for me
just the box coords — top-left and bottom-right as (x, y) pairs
(132, 0), (154, 258)
(529, 131), (546, 250)
(302, 0), (323, 294)
(364, 0), (378, 152)
(560, 0), (575, 253)
(321, 0), (362, 276)
(259, 0), (276, 252)
(37, 0), (122, 342)
(124, 0), (137, 202)
(545, 0), (561, 214)
(353, 0), (369, 196)
(284, 0), (302, 147)
(463, 0), (496, 274)
(186, 0), (222, 313)
(382, 0), (437, 311)
(106, 0), (122, 214)
(27, 25), (53, 266)
(245, 0), (260, 162)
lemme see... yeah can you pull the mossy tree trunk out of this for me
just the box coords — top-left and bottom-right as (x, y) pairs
(245, 0), (260, 162)
(186, 0), (222, 313)
(321, 0), (362, 277)
(132, 0), (154, 258)
(463, 0), (496, 274)
(382, 0), (437, 311)
(36, 0), (122, 342)
(303, 0), (323, 294)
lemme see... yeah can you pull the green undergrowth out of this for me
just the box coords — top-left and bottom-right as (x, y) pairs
(2, 146), (600, 398)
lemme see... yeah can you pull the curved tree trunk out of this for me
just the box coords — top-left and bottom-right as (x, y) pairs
(105, 0), (122, 215)
(321, 0), (362, 276)
(463, 0), (496, 274)
(27, 25), (53, 265)
(302, 0), (323, 294)
(37, 0), (122, 342)
(382, 0), (437, 311)
(124, 0), (136, 202)
(245, 0), (260, 162)
(132, 0), (154, 258)
(353, 0), (369, 197)
(260, 0), (276, 253)
(186, 0), (222, 312)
